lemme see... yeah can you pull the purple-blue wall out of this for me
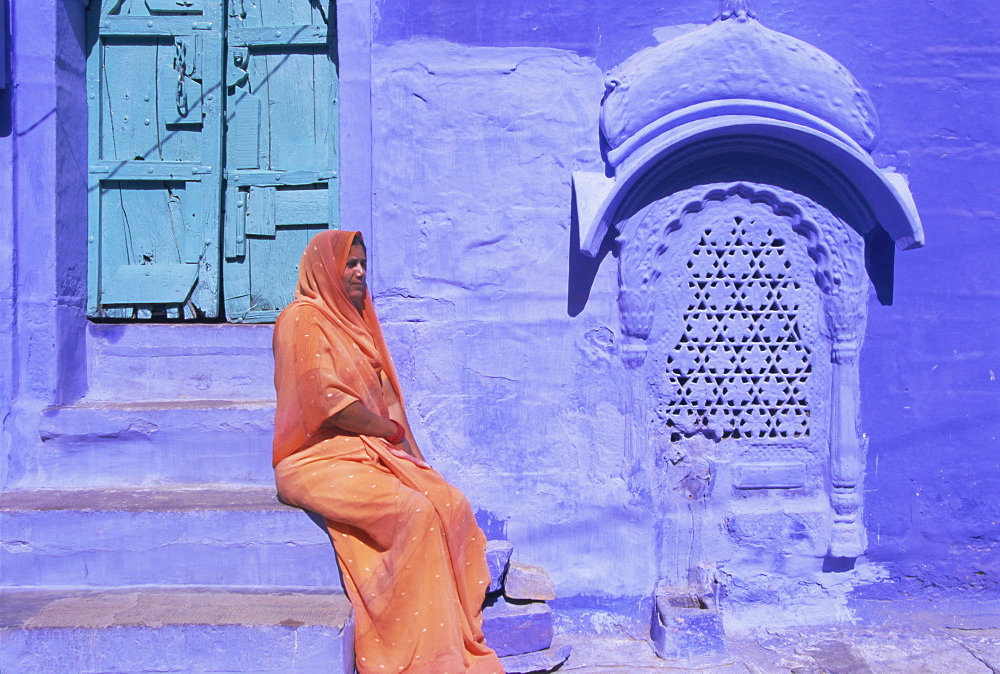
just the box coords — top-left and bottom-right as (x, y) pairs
(2, 0), (997, 623)
(1, 0), (90, 489)
(365, 0), (1000, 603)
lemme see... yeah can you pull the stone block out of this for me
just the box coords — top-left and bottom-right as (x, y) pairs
(504, 561), (557, 601)
(485, 539), (513, 594)
(482, 597), (553, 658)
(499, 644), (572, 673)
(650, 590), (727, 664)
(732, 461), (806, 489)
(33, 402), (276, 487)
(725, 507), (828, 557)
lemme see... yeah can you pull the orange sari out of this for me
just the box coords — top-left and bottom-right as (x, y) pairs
(272, 230), (502, 674)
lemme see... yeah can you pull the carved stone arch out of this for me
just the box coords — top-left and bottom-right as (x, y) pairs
(616, 182), (865, 370)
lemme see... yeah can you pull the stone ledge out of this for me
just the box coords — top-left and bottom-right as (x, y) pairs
(23, 402), (277, 487)
(39, 399), (276, 439)
(0, 587), (352, 629)
(1, 485), (291, 512)
(0, 588), (354, 674)
(1, 487), (341, 587)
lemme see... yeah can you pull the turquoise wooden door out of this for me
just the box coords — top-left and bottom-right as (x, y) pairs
(87, 0), (225, 319)
(86, 0), (338, 321)
(223, 1), (339, 322)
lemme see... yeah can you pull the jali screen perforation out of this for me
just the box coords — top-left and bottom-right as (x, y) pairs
(659, 215), (813, 441)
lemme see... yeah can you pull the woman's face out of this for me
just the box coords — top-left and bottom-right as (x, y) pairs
(342, 243), (367, 310)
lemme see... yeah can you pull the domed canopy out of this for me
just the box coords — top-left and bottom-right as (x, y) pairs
(574, 1), (923, 258)
(600, 4), (879, 156)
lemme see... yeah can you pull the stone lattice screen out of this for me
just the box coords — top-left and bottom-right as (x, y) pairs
(659, 215), (815, 442)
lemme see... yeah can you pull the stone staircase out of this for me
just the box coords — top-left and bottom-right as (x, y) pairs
(1, 400), (355, 673)
(1, 354), (570, 673)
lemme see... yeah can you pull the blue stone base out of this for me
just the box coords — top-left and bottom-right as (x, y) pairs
(650, 597), (727, 663)
(482, 597), (553, 658)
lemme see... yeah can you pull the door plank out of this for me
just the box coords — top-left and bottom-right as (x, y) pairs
(89, 1), (223, 318)
(90, 161), (208, 180)
(102, 40), (162, 161)
(223, 0), (337, 321)
(228, 94), (260, 170)
(228, 25), (327, 47)
(272, 185), (327, 227)
(145, 0), (204, 15)
(245, 185), (276, 236)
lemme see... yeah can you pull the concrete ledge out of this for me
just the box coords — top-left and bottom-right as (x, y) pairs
(0, 588), (354, 673)
(1, 487), (342, 587)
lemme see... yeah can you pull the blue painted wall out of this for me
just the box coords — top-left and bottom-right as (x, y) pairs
(2, 0), (997, 626)
(365, 0), (1000, 607)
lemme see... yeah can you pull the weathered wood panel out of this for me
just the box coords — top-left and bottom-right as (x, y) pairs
(223, 0), (339, 321)
(88, 0), (335, 321)
(87, 0), (223, 318)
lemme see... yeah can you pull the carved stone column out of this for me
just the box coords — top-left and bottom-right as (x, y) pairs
(616, 233), (656, 370)
(824, 288), (868, 558)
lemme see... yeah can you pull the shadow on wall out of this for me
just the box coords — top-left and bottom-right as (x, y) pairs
(1, 0), (10, 138)
(0, 87), (8, 138)
(567, 188), (615, 317)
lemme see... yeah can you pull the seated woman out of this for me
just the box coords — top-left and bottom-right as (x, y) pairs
(272, 230), (503, 674)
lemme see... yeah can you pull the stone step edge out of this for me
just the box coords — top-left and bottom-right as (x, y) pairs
(47, 399), (276, 412)
(1, 485), (294, 512)
(0, 586), (352, 630)
(39, 400), (275, 438)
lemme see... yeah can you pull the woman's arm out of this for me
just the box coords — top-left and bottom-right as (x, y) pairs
(325, 401), (398, 439)
(324, 389), (429, 468)
(381, 375), (426, 463)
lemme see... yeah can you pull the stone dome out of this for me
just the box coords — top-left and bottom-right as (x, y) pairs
(600, 9), (879, 153)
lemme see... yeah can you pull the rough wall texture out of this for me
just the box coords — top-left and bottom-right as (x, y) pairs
(367, 0), (1000, 614)
(369, 41), (652, 602)
(2, 0), (89, 488)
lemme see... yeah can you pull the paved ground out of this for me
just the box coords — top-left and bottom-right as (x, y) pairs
(551, 599), (1000, 673)
(4, 587), (996, 672)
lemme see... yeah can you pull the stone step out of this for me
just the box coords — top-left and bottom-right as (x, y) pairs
(1, 487), (342, 588)
(85, 323), (276, 404)
(500, 644), (573, 674)
(0, 587), (354, 673)
(26, 401), (276, 488)
(482, 596), (554, 657)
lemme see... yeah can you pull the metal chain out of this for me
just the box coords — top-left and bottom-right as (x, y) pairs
(174, 40), (189, 117)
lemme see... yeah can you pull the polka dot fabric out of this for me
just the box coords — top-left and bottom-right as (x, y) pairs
(272, 231), (502, 673)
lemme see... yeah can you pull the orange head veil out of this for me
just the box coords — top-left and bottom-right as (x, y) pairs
(271, 230), (404, 465)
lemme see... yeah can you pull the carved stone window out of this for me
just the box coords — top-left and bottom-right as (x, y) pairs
(570, 0), (925, 623)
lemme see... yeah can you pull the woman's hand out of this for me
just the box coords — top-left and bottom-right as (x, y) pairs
(389, 438), (431, 469)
